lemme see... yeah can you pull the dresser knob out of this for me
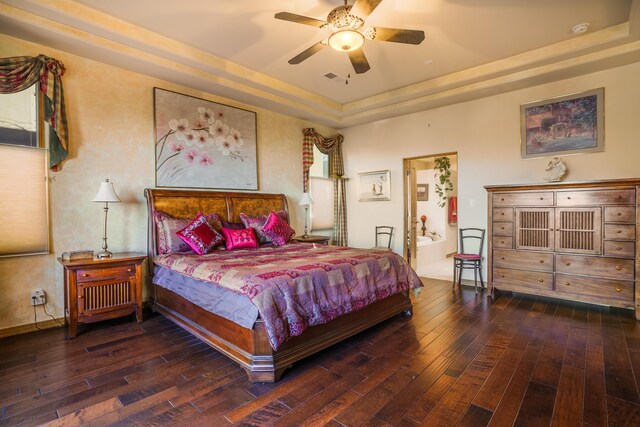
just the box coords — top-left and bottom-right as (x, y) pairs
(83, 273), (89, 277)
(616, 265), (622, 270)
(564, 282), (570, 286)
(616, 288), (622, 292)
(617, 230), (622, 234)
(501, 198), (504, 201)
(617, 212), (622, 216)
(539, 260), (544, 263)
(500, 241), (505, 244)
(567, 196), (571, 200)
(540, 197), (544, 200)
(539, 279), (544, 282)
(565, 261), (570, 266)
(500, 274), (505, 278)
(500, 256), (505, 260)
(127, 268), (132, 272)
(501, 212), (504, 215)
(617, 247), (623, 250)
(617, 194), (623, 199)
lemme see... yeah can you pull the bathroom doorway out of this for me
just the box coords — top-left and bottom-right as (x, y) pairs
(403, 153), (458, 280)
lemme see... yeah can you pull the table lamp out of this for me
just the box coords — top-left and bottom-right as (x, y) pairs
(92, 179), (121, 258)
(298, 192), (314, 238)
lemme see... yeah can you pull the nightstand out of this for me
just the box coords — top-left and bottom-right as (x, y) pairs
(291, 235), (331, 245)
(58, 252), (146, 339)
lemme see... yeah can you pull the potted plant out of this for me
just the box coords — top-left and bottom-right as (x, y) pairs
(434, 156), (453, 208)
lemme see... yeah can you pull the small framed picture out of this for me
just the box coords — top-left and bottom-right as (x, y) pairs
(358, 170), (391, 201)
(520, 88), (604, 159)
(416, 183), (428, 201)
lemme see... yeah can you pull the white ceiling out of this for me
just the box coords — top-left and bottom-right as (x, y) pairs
(0, 0), (639, 128)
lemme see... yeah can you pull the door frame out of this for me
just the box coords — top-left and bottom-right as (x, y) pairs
(403, 151), (458, 268)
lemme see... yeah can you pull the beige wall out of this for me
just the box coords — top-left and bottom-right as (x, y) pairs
(343, 61), (640, 281)
(0, 34), (335, 330)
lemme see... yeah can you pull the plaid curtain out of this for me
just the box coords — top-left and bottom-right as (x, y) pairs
(303, 128), (348, 246)
(0, 55), (69, 171)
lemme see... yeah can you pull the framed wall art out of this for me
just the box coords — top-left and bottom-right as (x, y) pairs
(416, 183), (428, 201)
(520, 88), (604, 159)
(358, 170), (391, 201)
(154, 87), (258, 190)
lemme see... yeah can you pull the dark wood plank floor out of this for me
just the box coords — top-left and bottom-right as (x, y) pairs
(2, 279), (640, 426)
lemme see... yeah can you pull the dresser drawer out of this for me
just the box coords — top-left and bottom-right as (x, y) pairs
(77, 265), (137, 282)
(493, 267), (553, 291)
(493, 208), (514, 222)
(492, 236), (513, 249)
(493, 192), (553, 207)
(494, 249), (554, 272)
(604, 224), (635, 240)
(604, 206), (636, 223)
(493, 221), (514, 236)
(603, 241), (636, 258)
(555, 254), (634, 281)
(555, 274), (634, 305)
(556, 189), (635, 206)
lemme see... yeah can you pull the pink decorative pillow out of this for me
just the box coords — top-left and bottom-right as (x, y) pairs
(176, 213), (224, 255)
(240, 210), (288, 244)
(221, 227), (258, 250)
(261, 211), (295, 246)
(153, 210), (222, 254)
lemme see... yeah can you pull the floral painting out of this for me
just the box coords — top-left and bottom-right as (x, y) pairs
(521, 88), (604, 159)
(154, 88), (257, 189)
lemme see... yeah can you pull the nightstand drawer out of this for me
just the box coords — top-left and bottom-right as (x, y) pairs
(77, 265), (136, 282)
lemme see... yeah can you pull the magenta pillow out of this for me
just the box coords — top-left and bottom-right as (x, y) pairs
(240, 210), (288, 244)
(221, 219), (245, 230)
(176, 213), (224, 255)
(261, 211), (295, 246)
(153, 210), (222, 254)
(221, 227), (258, 250)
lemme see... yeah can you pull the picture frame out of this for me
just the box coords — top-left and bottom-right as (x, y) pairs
(154, 87), (258, 190)
(520, 88), (604, 159)
(416, 183), (428, 201)
(358, 170), (391, 201)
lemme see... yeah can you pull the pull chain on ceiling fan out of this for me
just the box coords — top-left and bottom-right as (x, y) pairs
(274, 0), (425, 74)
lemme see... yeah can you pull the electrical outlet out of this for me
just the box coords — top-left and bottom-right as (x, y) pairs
(31, 288), (46, 306)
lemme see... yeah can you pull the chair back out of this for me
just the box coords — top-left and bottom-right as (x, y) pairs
(375, 226), (394, 249)
(459, 227), (485, 255)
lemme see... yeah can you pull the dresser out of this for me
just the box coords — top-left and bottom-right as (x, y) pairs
(485, 179), (639, 320)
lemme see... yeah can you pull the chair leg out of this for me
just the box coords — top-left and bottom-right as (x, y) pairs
(452, 261), (457, 290)
(479, 262), (485, 289)
(473, 266), (478, 294)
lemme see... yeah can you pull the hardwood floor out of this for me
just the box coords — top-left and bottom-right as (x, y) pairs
(1, 278), (640, 426)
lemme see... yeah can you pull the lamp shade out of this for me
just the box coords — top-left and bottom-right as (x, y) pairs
(328, 29), (365, 52)
(92, 179), (121, 203)
(299, 192), (314, 206)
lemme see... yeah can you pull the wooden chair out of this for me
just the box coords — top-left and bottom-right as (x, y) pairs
(452, 228), (485, 293)
(373, 226), (393, 250)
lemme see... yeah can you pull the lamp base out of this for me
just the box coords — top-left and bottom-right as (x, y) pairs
(96, 250), (113, 259)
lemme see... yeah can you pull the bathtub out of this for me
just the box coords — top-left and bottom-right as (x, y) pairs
(416, 236), (448, 276)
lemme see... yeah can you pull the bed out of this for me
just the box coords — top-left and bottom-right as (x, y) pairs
(145, 188), (422, 382)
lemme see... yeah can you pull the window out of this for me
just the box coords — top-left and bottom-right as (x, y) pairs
(0, 85), (49, 257)
(308, 145), (334, 231)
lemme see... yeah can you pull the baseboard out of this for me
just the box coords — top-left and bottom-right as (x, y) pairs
(0, 318), (64, 339)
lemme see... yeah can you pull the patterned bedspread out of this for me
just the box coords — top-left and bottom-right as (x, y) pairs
(154, 243), (423, 350)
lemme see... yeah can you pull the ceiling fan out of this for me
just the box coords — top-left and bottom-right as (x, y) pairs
(275, 0), (425, 74)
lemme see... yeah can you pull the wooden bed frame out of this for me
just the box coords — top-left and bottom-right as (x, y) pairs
(145, 188), (413, 382)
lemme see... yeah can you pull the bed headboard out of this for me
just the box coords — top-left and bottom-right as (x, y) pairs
(144, 188), (289, 258)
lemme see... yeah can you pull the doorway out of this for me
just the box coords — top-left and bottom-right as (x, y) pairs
(403, 153), (458, 280)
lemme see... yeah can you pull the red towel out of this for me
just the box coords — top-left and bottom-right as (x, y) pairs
(449, 196), (458, 225)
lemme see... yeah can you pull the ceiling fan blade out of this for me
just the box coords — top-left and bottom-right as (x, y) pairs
(372, 27), (425, 45)
(350, 0), (383, 20)
(288, 41), (327, 64)
(274, 12), (327, 28)
(347, 48), (371, 74)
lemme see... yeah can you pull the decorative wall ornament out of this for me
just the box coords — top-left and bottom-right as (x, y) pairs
(521, 88), (604, 159)
(358, 170), (390, 201)
(154, 87), (257, 190)
(543, 157), (567, 182)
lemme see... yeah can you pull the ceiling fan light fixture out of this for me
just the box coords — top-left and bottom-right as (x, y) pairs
(328, 29), (365, 52)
